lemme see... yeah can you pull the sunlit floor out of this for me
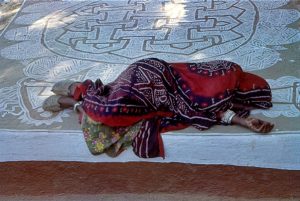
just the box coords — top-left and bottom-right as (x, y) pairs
(0, 0), (299, 169)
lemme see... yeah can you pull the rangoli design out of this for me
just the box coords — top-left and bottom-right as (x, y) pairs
(0, 0), (299, 128)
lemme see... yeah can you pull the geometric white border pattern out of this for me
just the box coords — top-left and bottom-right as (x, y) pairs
(253, 76), (300, 117)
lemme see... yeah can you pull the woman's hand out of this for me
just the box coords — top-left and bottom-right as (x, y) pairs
(231, 115), (274, 134)
(244, 117), (274, 133)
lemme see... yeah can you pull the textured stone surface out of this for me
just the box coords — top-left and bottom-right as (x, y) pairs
(0, 194), (298, 201)
(0, 162), (299, 198)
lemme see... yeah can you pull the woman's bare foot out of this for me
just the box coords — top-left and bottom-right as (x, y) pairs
(57, 96), (85, 115)
(57, 96), (77, 109)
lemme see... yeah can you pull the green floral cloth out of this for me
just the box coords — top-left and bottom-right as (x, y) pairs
(81, 114), (142, 157)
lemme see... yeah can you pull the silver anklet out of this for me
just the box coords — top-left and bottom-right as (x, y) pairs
(221, 109), (236, 124)
(73, 101), (82, 112)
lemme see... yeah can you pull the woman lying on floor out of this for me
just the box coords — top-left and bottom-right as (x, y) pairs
(43, 58), (274, 158)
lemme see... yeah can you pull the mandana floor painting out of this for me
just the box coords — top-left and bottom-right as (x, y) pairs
(0, 0), (299, 169)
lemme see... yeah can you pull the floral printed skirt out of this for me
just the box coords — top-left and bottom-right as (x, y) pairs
(81, 113), (143, 157)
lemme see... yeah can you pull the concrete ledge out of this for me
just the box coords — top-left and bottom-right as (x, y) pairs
(1, 130), (300, 170)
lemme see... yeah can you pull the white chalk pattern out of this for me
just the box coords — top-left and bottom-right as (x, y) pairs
(0, 0), (299, 126)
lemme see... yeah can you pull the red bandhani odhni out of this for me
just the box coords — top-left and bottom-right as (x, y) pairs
(76, 58), (272, 158)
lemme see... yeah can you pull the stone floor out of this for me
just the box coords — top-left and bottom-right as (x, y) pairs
(0, 0), (299, 169)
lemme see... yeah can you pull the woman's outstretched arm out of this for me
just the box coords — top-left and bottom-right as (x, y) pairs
(219, 110), (274, 133)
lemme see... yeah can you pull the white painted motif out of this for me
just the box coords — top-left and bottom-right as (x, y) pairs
(0, 78), (72, 126)
(0, 0), (299, 126)
(253, 76), (300, 118)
